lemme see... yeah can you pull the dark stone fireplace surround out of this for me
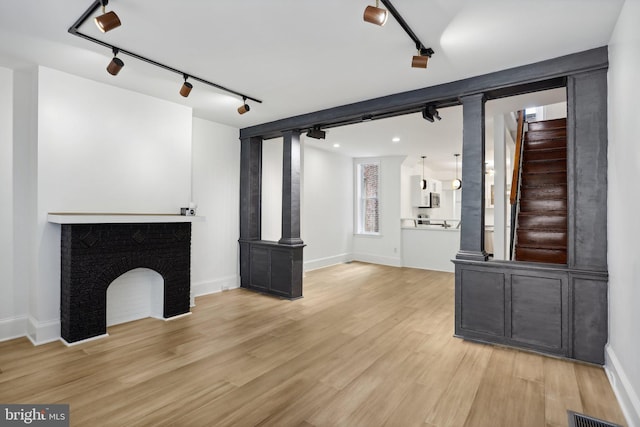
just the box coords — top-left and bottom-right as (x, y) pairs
(49, 214), (198, 344)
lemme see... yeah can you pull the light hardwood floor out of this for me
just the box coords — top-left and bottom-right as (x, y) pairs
(0, 262), (627, 426)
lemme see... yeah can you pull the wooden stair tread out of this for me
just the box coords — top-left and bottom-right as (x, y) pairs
(517, 244), (567, 251)
(520, 187), (567, 199)
(525, 131), (566, 141)
(527, 118), (567, 131)
(515, 246), (567, 264)
(522, 159), (567, 174)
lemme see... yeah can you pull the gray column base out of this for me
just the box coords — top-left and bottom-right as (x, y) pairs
(456, 250), (489, 261)
(278, 237), (304, 245)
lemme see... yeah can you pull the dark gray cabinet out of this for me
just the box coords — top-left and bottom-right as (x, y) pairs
(454, 260), (606, 364)
(241, 240), (304, 299)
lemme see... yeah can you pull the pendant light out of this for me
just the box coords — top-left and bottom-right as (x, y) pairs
(420, 156), (427, 190)
(452, 153), (462, 190)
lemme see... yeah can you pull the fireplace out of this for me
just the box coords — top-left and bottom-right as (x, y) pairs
(48, 213), (203, 344)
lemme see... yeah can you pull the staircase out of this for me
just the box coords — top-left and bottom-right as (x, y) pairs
(514, 118), (567, 264)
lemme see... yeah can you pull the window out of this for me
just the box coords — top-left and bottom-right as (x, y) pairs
(356, 162), (380, 234)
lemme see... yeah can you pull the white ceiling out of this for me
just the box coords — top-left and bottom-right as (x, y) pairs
(0, 0), (623, 166)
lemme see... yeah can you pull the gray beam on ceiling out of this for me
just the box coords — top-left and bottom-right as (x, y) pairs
(240, 46), (607, 140)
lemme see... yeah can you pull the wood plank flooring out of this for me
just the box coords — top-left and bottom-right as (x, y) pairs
(0, 262), (627, 426)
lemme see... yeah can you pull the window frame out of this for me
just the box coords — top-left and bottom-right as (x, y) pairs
(354, 160), (381, 236)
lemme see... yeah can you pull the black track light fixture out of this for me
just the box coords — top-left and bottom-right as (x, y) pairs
(179, 74), (193, 97)
(363, 0), (435, 69)
(422, 105), (441, 123)
(364, 0), (388, 26)
(70, 2), (262, 106)
(106, 47), (124, 76)
(412, 46), (435, 69)
(452, 154), (462, 190)
(238, 97), (250, 115)
(94, 0), (121, 33)
(307, 126), (326, 140)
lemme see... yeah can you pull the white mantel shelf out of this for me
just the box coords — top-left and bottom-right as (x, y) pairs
(47, 213), (206, 224)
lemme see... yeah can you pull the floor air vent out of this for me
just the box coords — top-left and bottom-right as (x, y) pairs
(567, 410), (623, 427)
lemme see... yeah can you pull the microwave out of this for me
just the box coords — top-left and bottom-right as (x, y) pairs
(415, 191), (440, 208)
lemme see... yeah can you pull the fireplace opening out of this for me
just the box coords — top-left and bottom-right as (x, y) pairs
(106, 268), (164, 327)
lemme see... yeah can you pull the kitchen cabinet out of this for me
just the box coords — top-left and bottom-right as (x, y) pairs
(411, 175), (442, 207)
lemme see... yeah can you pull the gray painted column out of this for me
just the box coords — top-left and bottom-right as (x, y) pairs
(279, 130), (304, 245)
(567, 70), (608, 272)
(456, 93), (489, 261)
(239, 136), (262, 240)
(239, 136), (262, 288)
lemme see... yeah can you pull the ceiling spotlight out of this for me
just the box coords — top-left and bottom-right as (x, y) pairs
(307, 126), (326, 140)
(412, 47), (434, 69)
(180, 74), (193, 97)
(422, 105), (441, 123)
(106, 48), (124, 76)
(364, 0), (388, 26)
(94, 0), (121, 33)
(238, 97), (250, 115)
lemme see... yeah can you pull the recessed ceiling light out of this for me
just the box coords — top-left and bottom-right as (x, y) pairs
(333, 143), (340, 148)
(392, 137), (400, 143)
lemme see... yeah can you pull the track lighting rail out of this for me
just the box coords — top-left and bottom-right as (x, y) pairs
(379, 0), (434, 57)
(68, 0), (262, 104)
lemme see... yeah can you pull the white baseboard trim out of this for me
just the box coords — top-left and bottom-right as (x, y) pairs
(605, 344), (640, 427)
(191, 275), (240, 303)
(162, 312), (192, 322)
(304, 253), (352, 272)
(60, 333), (109, 347)
(0, 315), (28, 342)
(352, 253), (402, 268)
(27, 316), (61, 346)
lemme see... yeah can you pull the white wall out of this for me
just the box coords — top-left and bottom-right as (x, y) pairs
(352, 156), (405, 266)
(607, 2), (640, 426)
(543, 101), (567, 120)
(301, 144), (353, 271)
(11, 67), (38, 342)
(31, 67), (192, 343)
(261, 138), (283, 242)
(0, 66), (18, 339)
(191, 117), (241, 295)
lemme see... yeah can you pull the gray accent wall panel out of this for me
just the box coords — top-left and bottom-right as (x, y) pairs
(460, 269), (505, 336)
(572, 276), (608, 364)
(511, 275), (565, 350)
(250, 246), (270, 291)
